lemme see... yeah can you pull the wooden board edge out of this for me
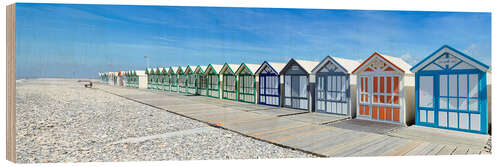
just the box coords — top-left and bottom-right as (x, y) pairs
(6, 3), (17, 163)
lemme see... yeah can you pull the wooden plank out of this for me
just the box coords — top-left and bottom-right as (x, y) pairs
(278, 127), (353, 149)
(320, 133), (385, 156)
(334, 136), (392, 157)
(297, 129), (357, 151)
(6, 3), (17, 163)
(247, 124), (307, 137)
(426, 144), (446, 155)
(467, 148), (481, 155)
(452, 147), (469, 155)
(352, 137), (409, 157)
(387, 140), (422, 156)
(268, 126), (333, 143)
(436, 145), (457, 155)
(405, 143), (443, 156)
(256, 125), (314, 139)
(224, 117), (307, 134)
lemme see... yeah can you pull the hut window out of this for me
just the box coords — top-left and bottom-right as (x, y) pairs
(419, 76), (434, 108)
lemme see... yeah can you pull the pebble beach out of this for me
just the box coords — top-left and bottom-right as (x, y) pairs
(15, 78), (315, 163)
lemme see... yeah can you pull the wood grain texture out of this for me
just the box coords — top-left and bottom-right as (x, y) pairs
(6, 3), (17, 163)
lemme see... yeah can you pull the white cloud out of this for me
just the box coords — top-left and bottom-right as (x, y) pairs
(400, 52), (418, 65)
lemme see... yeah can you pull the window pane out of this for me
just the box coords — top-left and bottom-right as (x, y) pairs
(420, 110), (427, 122)
(449, 75), (457, 96)
(470, 114), (481, 131)
(440, 97), (448, 109)
(427, 110), (434, 123)
(459, 74), (468, 97)
(469, 99), (478, 111)
(459, 113), (469, 130)
(439, 111), (447, 127)
(300, 76), (308, 98)
(449, 112), (458, 128)
(419, 76), (434, 107)
(459, 98), (467, 111)
(285, 76), (291, 97)
(449, 97), (458, 110)
(469, 74), (479, 98)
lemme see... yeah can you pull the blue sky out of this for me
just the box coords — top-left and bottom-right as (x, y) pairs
(16, 3), (491, 78)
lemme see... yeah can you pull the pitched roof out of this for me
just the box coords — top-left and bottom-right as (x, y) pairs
(206, 64), (223, 74)
(236, 63), (261, 75)
(255, 61), (287, 74)
(289, 59), (321, 74)
(352, 52), (412, 74)
(220, 63), (240, 74)
(410, 45), (490, 72)
(312, 56), (361, 74)
(194, 65), (207, 74)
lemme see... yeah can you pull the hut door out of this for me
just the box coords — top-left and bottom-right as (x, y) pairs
(371, 76), (401, 122)
(317, 75), (348, 115)
(436, 74), (481, 131)
(259, 74), (280, 106)
(359, 76), (370, 116)
(286, 75), (308, 110)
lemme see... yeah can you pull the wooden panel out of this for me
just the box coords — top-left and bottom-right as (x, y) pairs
(394, 76), (399, 94)
(379, 106), (385, 120)
(6, 3), (17, 163)
(380, 76), (385, 93)
(372, 106), (378, 119)
(385, 107), (393, 121)
(373, 76), (378, 93)
(386, 76), (392, 93)
(393, 108), (400, 122)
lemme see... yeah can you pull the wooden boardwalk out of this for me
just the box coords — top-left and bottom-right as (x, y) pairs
(97, 84), (491, 157)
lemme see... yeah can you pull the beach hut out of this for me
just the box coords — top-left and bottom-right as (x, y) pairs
(194, 65), (208, 96)
(352, 52), (414, 125)
(98, 73), (104, 83)
(108, 72), (118, 86)
(177, 66), (188, 93)
(410, 45), (490, 134)
(255, 62), (286, 107)
(205, 64), (223, 98)
(118, 71), (126, 87)
(135, 70), (148, 89)
(185, 65), (197, 94)
(128, 70), (137, 88)
(146, 68), (153, 89)
(279, 59), (320, 111)
(235, 63), (261, 103)
(311, 56), (361, 117)
(220, 63), (240, 101)
(169, 67), (179, 92)
(160, 67), (169, 91)
(154, 67), (161, 90)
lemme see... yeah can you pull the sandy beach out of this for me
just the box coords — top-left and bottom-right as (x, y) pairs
(15, 78), (314, 163)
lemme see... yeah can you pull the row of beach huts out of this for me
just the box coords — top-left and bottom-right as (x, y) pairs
(98, 45), (491, 134)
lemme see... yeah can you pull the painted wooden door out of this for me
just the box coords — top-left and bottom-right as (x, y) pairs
(170, 75), (178, 92)
(432, 74), (482, 132)
(316, 74), (349, 115)
(259, 74), (280, 106)
(359, 76), (370, 116)
(371, 75), (401, 122)
(223, 74), (237, 100)
(284, 75), (308, 110)
(207, 74), (219, 98)
(238, 75), (255, 103)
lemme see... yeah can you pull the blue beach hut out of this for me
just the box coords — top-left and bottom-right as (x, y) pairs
(411, 45), (490, 134)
